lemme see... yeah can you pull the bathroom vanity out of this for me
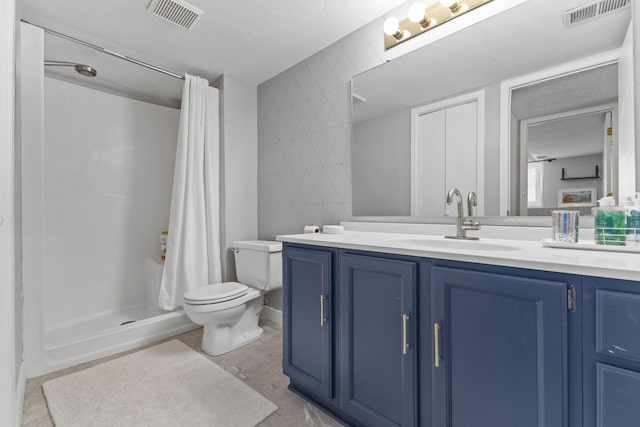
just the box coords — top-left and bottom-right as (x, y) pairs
(278, 229), (640, 427)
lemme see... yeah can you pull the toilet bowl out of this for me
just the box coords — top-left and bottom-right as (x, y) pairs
(183, 241), (282, 356)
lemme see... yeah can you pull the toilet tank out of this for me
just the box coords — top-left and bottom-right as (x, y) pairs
(232, 241), (282, 291)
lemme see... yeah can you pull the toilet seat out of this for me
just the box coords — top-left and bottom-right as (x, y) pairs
(184, 282), (249, 305)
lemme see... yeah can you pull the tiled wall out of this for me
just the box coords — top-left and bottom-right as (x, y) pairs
(256, 25), (386, 238)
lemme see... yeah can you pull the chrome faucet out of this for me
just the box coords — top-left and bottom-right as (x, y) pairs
(468, 191), (477, 217)
(445, 188), (481, 240)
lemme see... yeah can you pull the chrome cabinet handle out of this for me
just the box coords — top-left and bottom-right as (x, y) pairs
(434, 323), (441, 368)
(320, 295), (327, 326)
(402, 314), (410, 355)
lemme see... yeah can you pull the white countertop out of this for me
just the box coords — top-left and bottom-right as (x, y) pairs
(277, 231), (640, 282)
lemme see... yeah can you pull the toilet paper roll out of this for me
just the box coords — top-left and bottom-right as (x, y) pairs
(304, 225), (321, 234)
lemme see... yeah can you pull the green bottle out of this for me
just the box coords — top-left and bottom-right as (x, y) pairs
(594, 198), (626, 246)
(626, 206), (640, 245)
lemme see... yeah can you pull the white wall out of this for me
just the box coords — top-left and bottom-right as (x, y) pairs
(634, 1), (640, 190)
(619, 20), (636, 198)
(484, 84), (502, 215)
(1, 0), (18, 424)
(13, 9), (24, 397)
(541, 153), (604, 208)
(216, 75), (258, 282)
(31, 78), (179, 332)
(353, 108), (411, 216)
(20, 22), (45, 378)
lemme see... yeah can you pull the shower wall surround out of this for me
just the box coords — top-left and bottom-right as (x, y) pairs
(41, 78), (179, 328)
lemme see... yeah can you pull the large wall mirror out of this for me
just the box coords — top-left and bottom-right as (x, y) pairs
(351, 0), (634, 218)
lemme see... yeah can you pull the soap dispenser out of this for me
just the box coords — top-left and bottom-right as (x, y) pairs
(594, 196), (626, 246)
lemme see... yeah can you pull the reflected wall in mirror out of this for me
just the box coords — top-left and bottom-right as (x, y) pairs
(511, 64), (618, 216)
(351, 0), (634, 217)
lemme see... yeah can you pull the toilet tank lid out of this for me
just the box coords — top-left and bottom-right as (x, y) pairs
(232, 240), (282, 252)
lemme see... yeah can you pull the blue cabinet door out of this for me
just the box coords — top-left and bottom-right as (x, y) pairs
(583, 277), (640, 427)
(283, 246), (333, 400)
(340, 253), (417, 427)
(596, 363), (640, 427)
(431, 267), (567, 427)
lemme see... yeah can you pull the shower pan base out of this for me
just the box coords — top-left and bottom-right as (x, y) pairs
(35, 304), (197, 376)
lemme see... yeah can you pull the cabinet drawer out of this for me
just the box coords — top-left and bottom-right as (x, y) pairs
(596, 290), (640, 363)
(597, 363), (640, 427)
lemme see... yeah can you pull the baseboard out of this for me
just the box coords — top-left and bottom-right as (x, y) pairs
(14, 361), (26, 427)
(260, 306), (282, 326)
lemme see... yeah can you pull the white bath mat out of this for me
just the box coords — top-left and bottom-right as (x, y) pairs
(42, 340), (278, 427)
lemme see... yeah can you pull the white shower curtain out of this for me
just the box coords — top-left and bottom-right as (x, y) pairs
(159, 74), (222, 310)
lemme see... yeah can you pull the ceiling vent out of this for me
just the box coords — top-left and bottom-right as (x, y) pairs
(564, 0), (630, 26)
(149, 0), (203, 30)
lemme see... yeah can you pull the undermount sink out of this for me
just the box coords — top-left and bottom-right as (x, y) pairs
(387, 237), (521, 251)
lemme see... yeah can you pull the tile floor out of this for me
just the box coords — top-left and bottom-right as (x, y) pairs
(22, 321), (343, 427)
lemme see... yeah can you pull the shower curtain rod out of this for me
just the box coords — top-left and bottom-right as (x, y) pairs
(22, 19), (188, 82)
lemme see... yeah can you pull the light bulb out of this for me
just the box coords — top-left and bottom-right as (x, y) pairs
(441, 0), (462, 12)
(383, 17), (400, 36)
(408, 2), (426, 23)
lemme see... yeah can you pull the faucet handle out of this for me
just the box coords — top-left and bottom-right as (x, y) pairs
(467, 191), (478, 217)
(462, 218), (481, 231)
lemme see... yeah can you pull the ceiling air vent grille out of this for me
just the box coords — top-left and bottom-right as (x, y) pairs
(564, 0), (630, 26)
(149, 0), (204, 30)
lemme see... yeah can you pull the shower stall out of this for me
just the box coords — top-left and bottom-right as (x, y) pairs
(21, 22), (198, 376)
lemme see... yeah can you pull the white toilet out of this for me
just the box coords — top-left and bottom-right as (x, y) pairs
(183, 240), (282, 356)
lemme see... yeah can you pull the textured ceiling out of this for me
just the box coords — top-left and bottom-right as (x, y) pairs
(511, 63), (618, 120)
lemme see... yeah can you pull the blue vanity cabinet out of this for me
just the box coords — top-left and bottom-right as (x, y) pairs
(583, 276), (640, 427)
(281, 242), (592, 427)
(339, 253), (418, 427)
(282, 245), (336, 401)
(431, 266), (569, 427)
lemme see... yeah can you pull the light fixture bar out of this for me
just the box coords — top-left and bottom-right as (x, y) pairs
(384, 0), (493, 50)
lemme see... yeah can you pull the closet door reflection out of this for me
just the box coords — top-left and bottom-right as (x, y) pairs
(411, 92), (483, 217)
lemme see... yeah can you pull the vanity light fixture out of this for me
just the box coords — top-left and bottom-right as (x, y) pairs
(441, 0), (463, 13)
(383, 16), (403, 40)
(408, 3), (433, 28)
(384, 0), (493, 50)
